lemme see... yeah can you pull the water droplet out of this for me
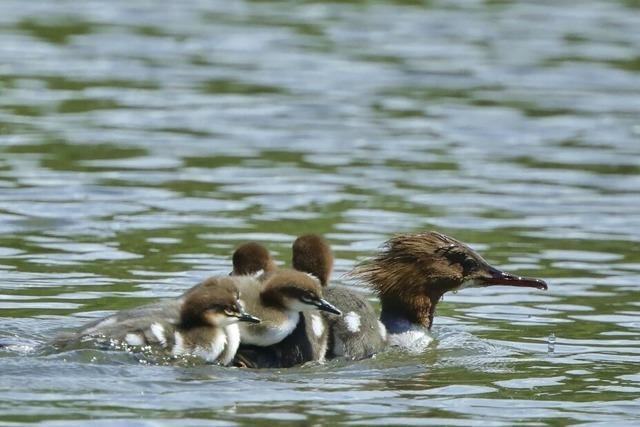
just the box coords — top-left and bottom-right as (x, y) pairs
(547, 332), (556, 354)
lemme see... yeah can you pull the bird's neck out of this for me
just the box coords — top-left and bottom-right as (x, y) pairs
(378, 292), (439, 334)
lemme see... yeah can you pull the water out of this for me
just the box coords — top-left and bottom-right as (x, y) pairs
(1, 0), (640, 424)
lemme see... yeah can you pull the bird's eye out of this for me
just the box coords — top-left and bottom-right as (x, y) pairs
(300, 295), (314, 304)
(224, 308), (236, 316)
(462, 258), (479, 273)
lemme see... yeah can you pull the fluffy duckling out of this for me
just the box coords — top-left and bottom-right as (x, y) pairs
(54, 277), (260, 365)
(234, 235), (385, 367)
(234, 269), (341, 348)
(292, 234), (387, 360)
(231, 242), (327, 368)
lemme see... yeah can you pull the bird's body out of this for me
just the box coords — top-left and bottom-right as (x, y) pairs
(234, 269), (340, 349)
(52, 232), (547, 368)
(291, 235), (387, 361)
(52, 277), (261, 364)
(322, 286), (387, 359)
(234, 276), (301, 346)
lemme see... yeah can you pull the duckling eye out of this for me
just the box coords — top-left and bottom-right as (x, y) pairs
(300, 295), (314, 304)
(224, 308), (236, 316)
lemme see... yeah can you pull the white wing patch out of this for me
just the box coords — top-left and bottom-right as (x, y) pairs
(124, 333), (144, 346)
(150, 323), (166, 347)
(344, 311), (361, 333)
(311, 314), (324, 338)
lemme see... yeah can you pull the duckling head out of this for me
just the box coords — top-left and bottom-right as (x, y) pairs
(180, 277), (261, 328)
(232, 242), (276, 276)
(260, 270), (342, 315)
(292, 234), (334, 286)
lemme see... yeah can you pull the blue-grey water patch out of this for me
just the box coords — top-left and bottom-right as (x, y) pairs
(1, 0), (640, 425)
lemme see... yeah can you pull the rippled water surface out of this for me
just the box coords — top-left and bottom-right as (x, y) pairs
(1, 0), (640, 425)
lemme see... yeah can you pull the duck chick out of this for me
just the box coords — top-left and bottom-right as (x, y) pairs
(68, 242), (274, 351)
(351, 231), (547, 351)
(54, 277), (260, 365)
(293, 234), (387, 360)
(236, 234), (335, 368)
(235, 270), (341, 347)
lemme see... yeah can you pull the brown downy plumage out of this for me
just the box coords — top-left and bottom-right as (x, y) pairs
(292, 234), (333, 286)
(290, 234), (386, 360)
(52, 277), (260, 365)
(234, 235), (339, 368)
(232, 242), (276, 276)
(351, 231), (548, 330)
(235, 269), (340, 346)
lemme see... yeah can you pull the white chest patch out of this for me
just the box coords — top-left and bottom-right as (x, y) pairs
(311, 314), (324, 338)
(194, 333), (227, 363)
(150, 323), (166, 347)
(388, 329), (433, 353)
(220, 324), (240, 366)
(344, 311), (361, 333)
(124, 333), (144, 346)
(240, 312), (299, 346)
(377, 320), (388, 342)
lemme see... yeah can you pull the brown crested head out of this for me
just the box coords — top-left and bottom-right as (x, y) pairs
(351, 231), (547, 329)
(292, 234), (334, 286)
(180, 277), (260, 328)
(260, 269), (341, 315)
(232, 242), (276, 276)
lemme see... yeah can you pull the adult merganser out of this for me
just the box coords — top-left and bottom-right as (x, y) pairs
(351, 231), (548, 351)
(53, 277), (261, 364)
